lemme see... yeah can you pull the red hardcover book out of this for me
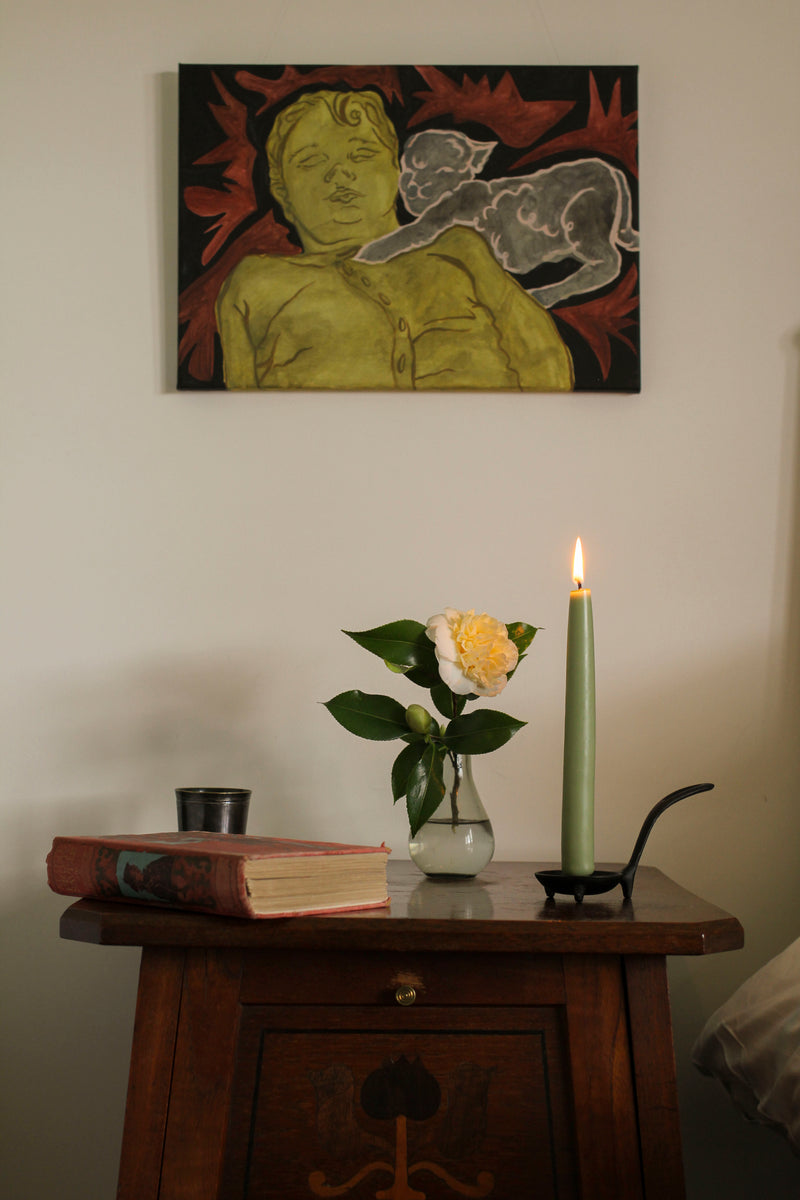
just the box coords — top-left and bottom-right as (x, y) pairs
(47, 832), (390, 919)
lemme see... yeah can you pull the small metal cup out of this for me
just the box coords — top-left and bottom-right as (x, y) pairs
(176, 787), (251, 834)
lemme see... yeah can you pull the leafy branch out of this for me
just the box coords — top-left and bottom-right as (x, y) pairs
(324, 617), (536, 835)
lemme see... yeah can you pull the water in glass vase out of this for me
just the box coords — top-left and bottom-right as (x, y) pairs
(408, 753), (495, 878)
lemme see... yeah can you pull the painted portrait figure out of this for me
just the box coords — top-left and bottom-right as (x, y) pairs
(215, 90), (574, 391)
(178, 66), (640, 392)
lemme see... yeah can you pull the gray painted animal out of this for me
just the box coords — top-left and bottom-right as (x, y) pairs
(357, 129), (639, 307)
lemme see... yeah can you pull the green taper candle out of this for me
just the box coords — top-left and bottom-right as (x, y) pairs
(561, 538), (596, 876)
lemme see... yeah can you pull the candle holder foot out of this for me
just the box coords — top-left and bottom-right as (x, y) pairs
(535, 783), (714, 903)
(535, 868), (628, 903)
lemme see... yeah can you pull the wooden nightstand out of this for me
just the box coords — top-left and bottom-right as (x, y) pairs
(60, 861), (742, 1200)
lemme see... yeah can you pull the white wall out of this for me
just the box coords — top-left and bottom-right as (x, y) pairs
(3, 1), (800, 1195)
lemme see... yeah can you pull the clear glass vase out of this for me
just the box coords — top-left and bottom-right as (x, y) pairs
(408, 754), (495, 878)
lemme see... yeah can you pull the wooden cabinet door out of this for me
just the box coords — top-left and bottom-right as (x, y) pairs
(221, 1005), (578, 1199)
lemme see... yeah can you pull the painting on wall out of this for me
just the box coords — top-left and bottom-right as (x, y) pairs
(178, 65), (639, 394)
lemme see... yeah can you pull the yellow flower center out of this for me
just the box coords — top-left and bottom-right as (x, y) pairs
(450, 610), (517, 690)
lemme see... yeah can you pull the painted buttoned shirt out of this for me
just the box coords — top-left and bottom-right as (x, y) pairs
(215, 226), (574, 392)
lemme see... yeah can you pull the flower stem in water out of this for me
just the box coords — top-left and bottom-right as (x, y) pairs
(448, 752), (461, 829)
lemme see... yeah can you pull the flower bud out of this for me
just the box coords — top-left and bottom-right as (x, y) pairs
(405, 704), (435, 735)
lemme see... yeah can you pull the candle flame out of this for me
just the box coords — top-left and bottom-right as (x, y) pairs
(572, 538), (584, 588)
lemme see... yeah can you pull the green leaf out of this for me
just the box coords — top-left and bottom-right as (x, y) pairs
(505, 622), (539, 682)
(323, 691), (409, 741)
(391, 742), (426, 802)
(344, 622), (438, 672)
(430, 682), (467, 720)
(506, 622), (539, 656)
(442, 710), (527, 755)
(405, 663), (442, 690)
(406, 744), (446, 836)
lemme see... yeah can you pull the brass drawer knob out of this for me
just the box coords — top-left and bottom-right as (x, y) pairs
(395, 984), (417, 1006)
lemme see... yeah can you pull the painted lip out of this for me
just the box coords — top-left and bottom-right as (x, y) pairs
(328, 188), (363, 204)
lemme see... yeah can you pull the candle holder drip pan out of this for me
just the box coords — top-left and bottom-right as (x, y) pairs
(535, 783), (714, 903)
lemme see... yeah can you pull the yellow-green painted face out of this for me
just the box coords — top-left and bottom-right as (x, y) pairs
(280, 103), (399, 253)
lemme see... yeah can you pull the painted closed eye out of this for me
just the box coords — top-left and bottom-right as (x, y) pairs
(349, 147), (381, 162)
(295, 153), (328, 170)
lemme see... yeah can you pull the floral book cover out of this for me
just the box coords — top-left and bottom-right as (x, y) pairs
(178, 64), (640, 395)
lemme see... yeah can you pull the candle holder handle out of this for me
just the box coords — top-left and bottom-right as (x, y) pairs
(535, 782), (714, 902)
(618, 782), (713, 898)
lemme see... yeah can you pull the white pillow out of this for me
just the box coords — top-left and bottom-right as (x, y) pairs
(692, 936), (800, 1154)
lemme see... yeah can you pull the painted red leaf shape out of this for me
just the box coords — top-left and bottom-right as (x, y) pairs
(178, 213), (300, 382)
(183, 73), (258, 265)
(235, 65), (404, 116)
(512, 73), (638, 175)
(184, 182), (258, 267)
(553, 266), (639, 381)
(194, 72), (256, 176)
(408, 66), (575, 148)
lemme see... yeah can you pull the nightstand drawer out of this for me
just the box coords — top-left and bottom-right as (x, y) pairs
(222, 1003), (577, 1200)
(240, 949), (566, 1006)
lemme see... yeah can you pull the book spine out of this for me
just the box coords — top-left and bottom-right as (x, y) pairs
(46, 840), (96, 898)
(46, 840), (253, 918)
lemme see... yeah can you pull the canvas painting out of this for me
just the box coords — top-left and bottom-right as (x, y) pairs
(178, 65), (639, 393)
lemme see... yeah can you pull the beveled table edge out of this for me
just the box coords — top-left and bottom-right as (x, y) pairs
(59, 862), (744, 957)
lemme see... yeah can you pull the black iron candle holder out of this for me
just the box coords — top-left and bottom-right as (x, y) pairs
(535, 783), (714, 903)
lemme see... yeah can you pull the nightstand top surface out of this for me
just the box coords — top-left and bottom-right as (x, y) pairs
(60, 861), (743, 956)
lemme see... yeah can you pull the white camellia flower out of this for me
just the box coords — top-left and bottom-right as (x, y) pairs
(426, 608), (518, 697)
